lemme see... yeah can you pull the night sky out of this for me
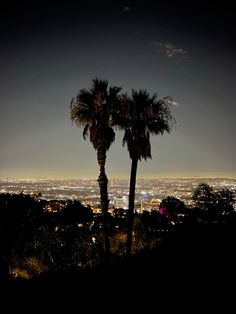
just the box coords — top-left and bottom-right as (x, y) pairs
(1, 1), (235, 179)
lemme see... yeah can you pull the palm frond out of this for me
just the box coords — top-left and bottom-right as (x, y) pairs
(89, 123), (98, 150)
(82, 124), (90, 140)
(90, 78), (108, 96)
(109, 86), (122, 100)
(103, 127), (115, 150)
(78, 89), (93, 108)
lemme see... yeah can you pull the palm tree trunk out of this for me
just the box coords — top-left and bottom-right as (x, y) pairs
(126, 158), (138, 257)
(97, 148), (110, 260)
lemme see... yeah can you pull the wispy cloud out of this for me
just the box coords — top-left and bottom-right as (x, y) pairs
(163, 97), (180, 107)
(152, 41), (188, 60)
(171, 100), (179, 106)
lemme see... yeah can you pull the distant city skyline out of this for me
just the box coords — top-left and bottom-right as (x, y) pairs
(1, 174), (236, 181)
(1, 176), (235, 208)
(1, 1), (235, 179)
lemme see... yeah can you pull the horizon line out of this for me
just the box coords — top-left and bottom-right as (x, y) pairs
(1, 175), (235, 181)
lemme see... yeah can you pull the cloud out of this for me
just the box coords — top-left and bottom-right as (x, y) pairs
(163, 97), (180, 107)
(171, 100), (179, 106)
(152, 41), (188, 59)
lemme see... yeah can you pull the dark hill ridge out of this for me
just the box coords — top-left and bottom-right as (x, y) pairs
(4, 222), (236, 313)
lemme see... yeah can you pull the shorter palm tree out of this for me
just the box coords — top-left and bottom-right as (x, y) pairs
(120, 90), (175, 256)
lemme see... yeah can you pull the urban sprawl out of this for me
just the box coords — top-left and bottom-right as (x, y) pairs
(1, 177), (235, 213)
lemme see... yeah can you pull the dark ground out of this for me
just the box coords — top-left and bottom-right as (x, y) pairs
(3, 223), (236, 313)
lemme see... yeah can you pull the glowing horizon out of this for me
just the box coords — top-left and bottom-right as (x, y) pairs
(1, 173), (236, 181)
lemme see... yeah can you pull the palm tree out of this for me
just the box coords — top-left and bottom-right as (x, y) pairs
(70, 78), (122, 259)
(121, 90), (175, 256)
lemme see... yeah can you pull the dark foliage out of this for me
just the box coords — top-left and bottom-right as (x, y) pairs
(4, 214), (236, 314)
(1, 186), (236, 313)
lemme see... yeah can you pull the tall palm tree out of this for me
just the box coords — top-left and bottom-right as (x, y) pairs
(121, 90), (176, 256)
(70, 78), (122, 259)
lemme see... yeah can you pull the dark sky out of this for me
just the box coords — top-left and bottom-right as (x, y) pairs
(1, 0), (236, 179)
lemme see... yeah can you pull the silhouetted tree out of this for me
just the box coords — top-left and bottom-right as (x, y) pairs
(0, 193), (44, 281)
(160, 196), (186, 220)
(192, 183), (216, 211)
(192, 183), (235, 222)
(118, 90), (175, 256)
(215, 188), (235, 215)
(70, 78), (122, 259)
(63, 200), (93, 224)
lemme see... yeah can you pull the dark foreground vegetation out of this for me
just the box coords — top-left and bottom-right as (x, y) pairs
(1, 184), (235, 312)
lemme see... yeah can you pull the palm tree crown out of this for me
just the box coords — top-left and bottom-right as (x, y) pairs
(122, 89), (175, 160)
(70, 78), (122, 162)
